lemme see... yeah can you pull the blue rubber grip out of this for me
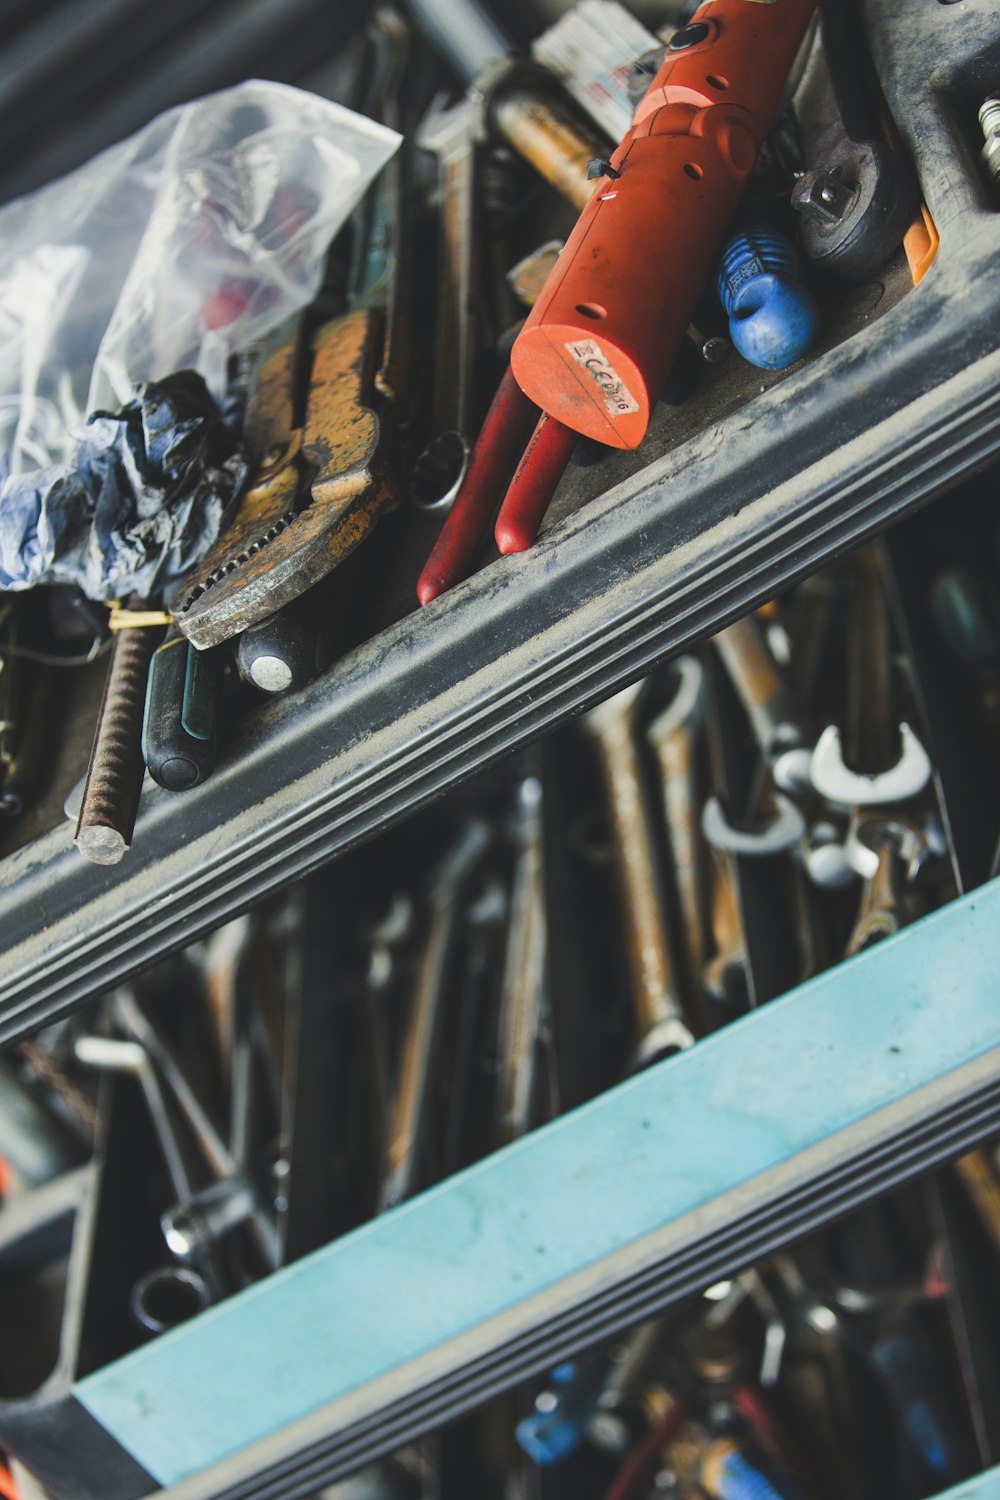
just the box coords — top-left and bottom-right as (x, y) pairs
(717, 223), (821, 370)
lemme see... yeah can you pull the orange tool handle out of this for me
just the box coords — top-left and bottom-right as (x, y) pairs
(510, 0), (818, 450)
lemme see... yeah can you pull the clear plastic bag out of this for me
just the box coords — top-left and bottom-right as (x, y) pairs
(0, 78), (400, 485)
(0, 78), (400, 597)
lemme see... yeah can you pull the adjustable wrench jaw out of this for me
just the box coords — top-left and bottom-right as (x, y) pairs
(171, 308), (397, 649)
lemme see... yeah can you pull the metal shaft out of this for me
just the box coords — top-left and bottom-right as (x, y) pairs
(404, 0), (511, 85)
(845, 546), (897, 775)
(647, 657), (706, 981)
(490, 87), (600, 211)
(380, 819), (490, 1211)
(413, 103), (480, 511)
(75, 608), (163, 864)
(584, 684), (693, 1064)
(844, 813), (926, 958)
(349, 8), (411, 407)
(702, 852), (747, 1003)
(496, 774), (547, 1146)
(712, 614), (810, 793)
(845, 840), (900, 955)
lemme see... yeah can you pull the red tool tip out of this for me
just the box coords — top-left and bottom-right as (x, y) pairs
(416, 571), (446, 606)
(494, 413), (576, 556)
(494, 517), (534, 555)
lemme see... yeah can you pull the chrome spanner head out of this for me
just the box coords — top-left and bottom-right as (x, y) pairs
(701, 792), (806, 857)
(809, 721), (932, 807)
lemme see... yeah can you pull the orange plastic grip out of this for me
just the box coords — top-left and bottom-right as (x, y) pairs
(510, 0), (819, 449)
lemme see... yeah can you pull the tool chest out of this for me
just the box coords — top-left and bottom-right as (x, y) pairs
(1, 0), (1000, 1497)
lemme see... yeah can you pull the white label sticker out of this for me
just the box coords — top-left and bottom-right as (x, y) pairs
(565, 338), (640, 417)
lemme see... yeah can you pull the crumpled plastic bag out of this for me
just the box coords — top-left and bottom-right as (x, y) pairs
(0, 373), (247, 600)
(0, 78), (400, 598)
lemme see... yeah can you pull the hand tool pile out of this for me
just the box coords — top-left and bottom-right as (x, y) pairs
(0, 0), (973, 874)
(3, 485), (1000, 1494)
(1, 0), (999, 1494)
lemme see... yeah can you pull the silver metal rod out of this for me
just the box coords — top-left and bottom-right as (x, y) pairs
(405, 0), (511, 84)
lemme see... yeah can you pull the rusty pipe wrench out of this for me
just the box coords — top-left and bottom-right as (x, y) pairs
(171, 69), (409, 651)
(170, 307), (399, 649)
(810, 547), (932, 808)
(584, 682), (695, 1066)
(379, 818), (492, 1212)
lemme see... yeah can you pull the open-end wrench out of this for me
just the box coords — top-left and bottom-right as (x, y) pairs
(74, 1034), (195, 1208)
(73, 1032), (229, 1317)
(412, 100), (481, 511)
(647, 656), (708, 986)
(844, 811), (928, 957)
(702, 853), (747, 1007)
(380, 818), (491, 1211)
(496, 770), (548, 1147)
(711, 614), (814, 798)
(702, 643), (812, 1006)
(348, 8), (412, 412)
(111, 988), (282, 1271)
(583, 683), (695, 1066)
(363, 892), (416, 1144)
(811, 549), (932, 808)
(702, 791), (806, 858)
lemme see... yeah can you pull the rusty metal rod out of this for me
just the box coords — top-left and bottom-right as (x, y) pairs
(75, 603), (163, 864)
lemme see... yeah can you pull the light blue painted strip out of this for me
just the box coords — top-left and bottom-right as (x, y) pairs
(78, 879), (1000, 1487)
(934, 1466), (1000, 1499)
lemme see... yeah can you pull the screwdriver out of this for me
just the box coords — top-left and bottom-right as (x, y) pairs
(142, 627), (222, 791)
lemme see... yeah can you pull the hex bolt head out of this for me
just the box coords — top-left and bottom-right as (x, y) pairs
(792, 170), (857, 226)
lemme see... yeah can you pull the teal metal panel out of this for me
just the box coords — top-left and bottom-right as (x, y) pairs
(935, 1467), (1000, 1499)
(78, 877), (1000, 1489)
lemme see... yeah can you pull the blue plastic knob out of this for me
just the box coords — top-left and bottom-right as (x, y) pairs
(515, 1355), (606, 1465)
(717, 223), (821, 370)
